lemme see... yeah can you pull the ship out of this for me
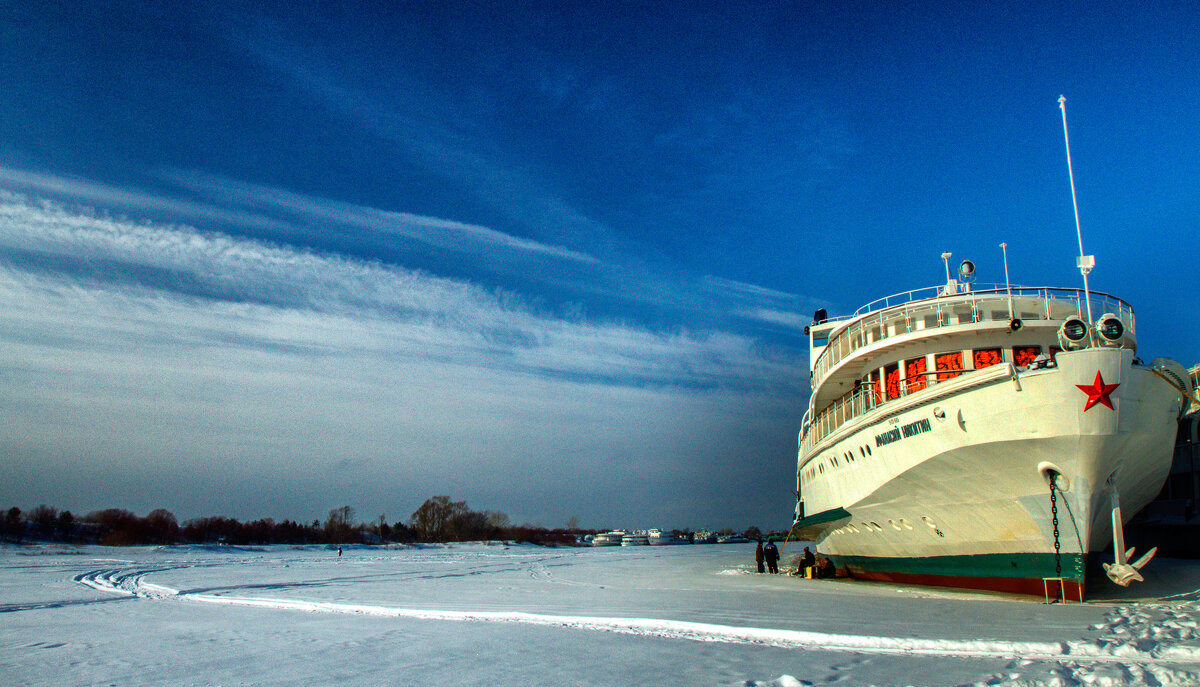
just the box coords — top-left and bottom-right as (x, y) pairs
(791, 254), (1193, 599)
(591, 530), (625, 547)
(621, 531), (650, 546)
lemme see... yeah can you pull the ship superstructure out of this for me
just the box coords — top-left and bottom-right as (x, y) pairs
(792, 265), (1191, 598)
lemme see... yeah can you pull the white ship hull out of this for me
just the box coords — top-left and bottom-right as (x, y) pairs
(794, 283), (1188, 598)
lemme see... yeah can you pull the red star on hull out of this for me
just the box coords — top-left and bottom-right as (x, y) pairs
(1076, 371), (1120, 411)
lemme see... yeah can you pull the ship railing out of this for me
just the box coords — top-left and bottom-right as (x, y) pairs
(810, 286), (1133, 389)
(800, 362), (1045, 453)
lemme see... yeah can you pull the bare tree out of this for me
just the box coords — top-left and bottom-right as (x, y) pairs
(324, 506), (356, 543)
(410, 496), (466, 541)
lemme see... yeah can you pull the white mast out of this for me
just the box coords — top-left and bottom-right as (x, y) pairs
(1059, 95), (1095, 323)
(1000, 242), (1014, 320)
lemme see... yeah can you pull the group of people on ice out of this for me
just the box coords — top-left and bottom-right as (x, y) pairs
(755, 541), (835, 578)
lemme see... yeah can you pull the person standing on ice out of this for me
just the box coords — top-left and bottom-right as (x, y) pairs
(755, 540), (765, 573)
(763, 541), (779, 574)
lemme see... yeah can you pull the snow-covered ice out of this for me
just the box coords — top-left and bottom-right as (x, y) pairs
(4, 543), (1200, 685)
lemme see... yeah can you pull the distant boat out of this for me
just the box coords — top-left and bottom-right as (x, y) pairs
(647, 529), (688, 545)
(692, 529), (716, 544)
(621, 531), (649, 546)
(591, 531), (625, 547)
(718, 535), (749, 544)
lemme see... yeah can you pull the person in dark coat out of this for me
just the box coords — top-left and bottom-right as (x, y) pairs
(801, 546), (815, 571)
(755, 540), (765, 573)
(763, 541), (779, 573)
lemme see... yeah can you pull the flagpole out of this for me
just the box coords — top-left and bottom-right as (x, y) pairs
(1059, 95), (1094, 324)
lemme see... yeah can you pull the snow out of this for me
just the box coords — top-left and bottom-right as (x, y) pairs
(4, 543), (1200, 685)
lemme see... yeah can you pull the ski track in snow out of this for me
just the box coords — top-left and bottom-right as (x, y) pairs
(73, 563), (1200, 674)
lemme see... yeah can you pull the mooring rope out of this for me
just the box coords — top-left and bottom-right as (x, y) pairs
(1150, 368), (1200, 408)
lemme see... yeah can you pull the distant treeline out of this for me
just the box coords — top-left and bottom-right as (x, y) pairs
(2, 497), (689, 547)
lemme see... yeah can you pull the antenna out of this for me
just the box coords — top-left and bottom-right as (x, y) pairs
(1000, 242), (1014, 320)
(1059, 95), (1095, 323)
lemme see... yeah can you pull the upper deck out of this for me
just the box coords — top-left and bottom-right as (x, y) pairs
(808, 284), (1134, 390)
(799, 284), (1135, 450)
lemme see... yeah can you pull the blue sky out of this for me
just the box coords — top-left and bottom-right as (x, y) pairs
(1, 2), (1196, 529)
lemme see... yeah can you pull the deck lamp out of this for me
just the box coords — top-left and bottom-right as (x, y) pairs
(1059, 317), (1090, 350)
(1096, 314), (1126, 346)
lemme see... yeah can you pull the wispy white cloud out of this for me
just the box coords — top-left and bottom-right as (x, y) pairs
(0, 166), (290, 234)
(212, 9), (617, 250)
(0, 165), (599, 266)
(0, 167), (820, 341)
(0, 193), (803, 524)
(0, 193), (792, 386)
(699, 275), (824, 331)
(156, 169), (601, 265)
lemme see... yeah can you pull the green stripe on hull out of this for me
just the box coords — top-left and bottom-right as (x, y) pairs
(827, 552), (1087, 598)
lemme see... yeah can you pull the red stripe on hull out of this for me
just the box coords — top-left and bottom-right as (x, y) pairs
(843, 567), (1085, 601)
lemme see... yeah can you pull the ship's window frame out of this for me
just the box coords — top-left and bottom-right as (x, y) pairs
(884, 362), (901, 400)
(905, 356), (928, 392)
(935, 351), (964, 381)
(972, 347), (1003, 369)
(1013, 345), (1041, 368)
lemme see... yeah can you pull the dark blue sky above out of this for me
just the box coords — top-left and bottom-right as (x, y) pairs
(1, 2), (1196, 527)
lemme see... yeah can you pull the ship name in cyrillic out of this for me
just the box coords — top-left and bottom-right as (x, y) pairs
(875, 418), (933, 447)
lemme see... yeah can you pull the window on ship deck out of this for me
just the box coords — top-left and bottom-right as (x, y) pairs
(1013, 345), (1041, 368)
(972, 348), (1003, 369)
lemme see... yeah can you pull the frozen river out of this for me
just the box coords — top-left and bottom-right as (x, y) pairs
(4, 542), (1200, 685)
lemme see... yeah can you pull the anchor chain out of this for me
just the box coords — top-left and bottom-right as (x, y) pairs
(1050, 478), (1063, 600)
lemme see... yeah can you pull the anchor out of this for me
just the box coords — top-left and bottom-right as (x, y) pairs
(1101, 487), (1157, 587)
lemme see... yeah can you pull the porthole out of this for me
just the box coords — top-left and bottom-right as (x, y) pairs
(889, 520), (901, 530)
(901, 519), (913, 530)
(866, 445), (872, 456)
(922, 516), (937, 529)
(847, 525), (860, 534)
(869, 521), (882, 531)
